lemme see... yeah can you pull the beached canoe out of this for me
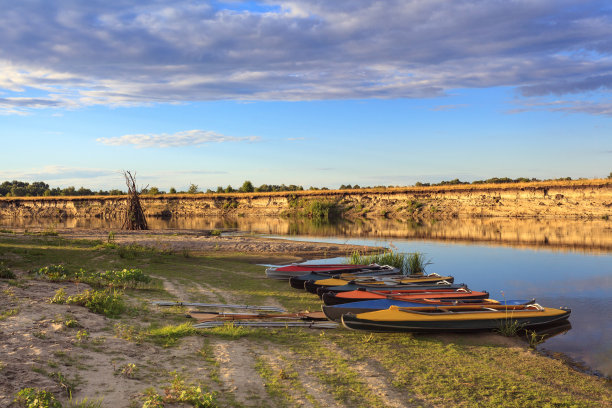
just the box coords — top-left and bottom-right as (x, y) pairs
(322, 288), (489, 305)
(341, 304), (571, 332)
(288, 269), (405, 289)
(265, 263), (397, 280)
(303, 274), (454, 293)
(314, 281), (463, 297)
(322, 298), (535, 322)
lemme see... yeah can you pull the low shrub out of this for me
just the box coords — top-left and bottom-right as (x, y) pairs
(301, 200), (341, 220)
(14, 387), (61, 408)
(35, 265), (151, 288)
(0, 262), (15, 279)
(52, 288), (125, 318)
(142, 372), (217, 408)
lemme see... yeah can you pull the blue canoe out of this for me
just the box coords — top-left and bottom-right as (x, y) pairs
(322, 298), (535, 322)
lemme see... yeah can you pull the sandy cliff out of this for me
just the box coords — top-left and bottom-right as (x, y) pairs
(0, 179), (610, 220)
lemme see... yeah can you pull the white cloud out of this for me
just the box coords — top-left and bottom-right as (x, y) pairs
(0, 1), (610, 114)
(0, 165), (117, 181)
(97, 129), (260, 148)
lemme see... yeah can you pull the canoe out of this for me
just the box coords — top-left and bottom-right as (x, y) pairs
(314, 281), (464, 298)
(265, 263), (397, 280)
(341, 304), (571, 332)
(322, 288), (489, 306)
(322, 298), (535, 322)
(289, 269), (405, 289)
(304, 274), (454, 293)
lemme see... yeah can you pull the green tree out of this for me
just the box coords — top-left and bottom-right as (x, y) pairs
(187, 184), (199, 194)
(169, 187), (177, 194)
(239, 180), (254, 193)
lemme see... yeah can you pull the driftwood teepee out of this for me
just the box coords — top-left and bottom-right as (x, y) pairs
(122, 171), (148, 230)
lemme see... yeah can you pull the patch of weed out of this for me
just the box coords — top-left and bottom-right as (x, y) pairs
(52, 288), (125, 318)
(146, 322), (198, 347)
(0, 262), (15, 279)
(0, 308), (19, 320)
(141, 372), (217, 408)
(14, 387), (61, 408)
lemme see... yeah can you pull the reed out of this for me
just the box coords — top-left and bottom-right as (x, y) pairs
(346, 250), (432, 275)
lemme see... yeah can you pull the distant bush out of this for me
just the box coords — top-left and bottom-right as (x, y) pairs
(301, 200), (341, 220)
(187, 184), (199, 194)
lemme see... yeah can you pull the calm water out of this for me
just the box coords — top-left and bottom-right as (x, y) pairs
(1, 216), (611, 376)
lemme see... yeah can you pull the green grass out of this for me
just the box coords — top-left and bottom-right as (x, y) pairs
(146, 322), (198, 347)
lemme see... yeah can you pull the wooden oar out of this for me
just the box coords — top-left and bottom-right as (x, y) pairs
(187, 310), (327, 322)
(193, 321), (339, 329)
(152, 301), (286, 312)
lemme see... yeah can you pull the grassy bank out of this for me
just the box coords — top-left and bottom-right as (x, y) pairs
(0, 232), (610, 407)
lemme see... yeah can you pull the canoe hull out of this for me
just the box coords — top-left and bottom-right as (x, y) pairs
(314, 282), (463, 297)
(288, 269), (401, 289)
(304, 275), (455, 293)
(341, 307), (571, 332)
(266, 264), (395, 280)
(322, 298), (534, 322)
(322, 290), (490, 306)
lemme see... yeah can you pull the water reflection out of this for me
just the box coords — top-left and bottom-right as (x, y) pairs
(1, 215), (611, 253)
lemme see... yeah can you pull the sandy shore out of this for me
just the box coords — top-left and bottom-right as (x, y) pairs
(11, 227), (383, 262)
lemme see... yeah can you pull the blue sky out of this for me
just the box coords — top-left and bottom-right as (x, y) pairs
(0, 0), (611, 191)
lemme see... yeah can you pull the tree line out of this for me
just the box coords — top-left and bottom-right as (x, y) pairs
(0, 181), (124, 197)
(1, 174), (609, 197)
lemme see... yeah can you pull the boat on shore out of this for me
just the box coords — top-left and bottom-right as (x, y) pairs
(316, 282), (467, 299)
(265, 263), (398, 280)
(341, 304), (571, 332)
(322, 298), (535, 322)
(289, 269), (411, 289)
(302, 273), (454, 293)
(322, 288), (489, 305)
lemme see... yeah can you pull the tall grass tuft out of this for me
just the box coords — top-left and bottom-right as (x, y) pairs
(346, 250), (432, 275)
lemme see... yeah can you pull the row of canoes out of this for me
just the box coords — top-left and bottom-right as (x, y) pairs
(269, 262), (571, 332)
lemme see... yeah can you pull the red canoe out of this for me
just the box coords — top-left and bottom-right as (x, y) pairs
(322, 288), (489, 305)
